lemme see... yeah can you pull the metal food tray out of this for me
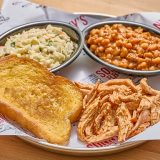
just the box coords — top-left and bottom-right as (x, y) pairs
(18, 12), (145, 156)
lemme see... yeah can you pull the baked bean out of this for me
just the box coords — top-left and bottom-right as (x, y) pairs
(120, 47), (128, 58)
(90, 44), (97, 52)
(148, 44), (157, 51)
(101, 39), (110, 46)
(111, 33), (117, 39)
(145, 57), (152, 63)
(112, 24), (119, 29)
(112, 59), (120, 66)
(104, 25), (110, 28)
(126, 32), (133, 38)
(99, 30), (105, 37)
(140, 39), (148, 44)
(130, 38), (140, 44)
(97, 52), (104, 57)
(98, 46), (105, 52)
(112, 43), (117, 49)
(116, 40), (123, 47)
(141, 43), (148, 50)
(113, 48), (120, 56)
(119, 61), (128, 68)
(137, 62), (147, 69)
(138, 58), (146, 63)
(95, 37), (103, 44)
(127, 53), (137, 62)
(87, 24), (160, 71)
(106, 53), (112, 59)
(87, 37), (94, 44)
(128, 62), (137, 69)
(143, 32), (151, 37)
(90, 29), (99, 36)
(95, 48), (99, 55)
(152, 57), (160, 64)
(135, 27), (143, 33)
(154, 50), (160, 58)
(149, 66), (156, 70)
(144, 52), (153, 58)
(115, 56), (121, 60)
(122, 58), (128, 63)
(137, 47), (144, 55)
(127, 27), (132, 31)
(104, 58), (112, 63)
(125, 43), (132, 49)
(105, 47), (113, 54)
(122, 59), (129, 68)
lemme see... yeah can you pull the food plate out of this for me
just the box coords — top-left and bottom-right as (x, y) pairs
(20, 136), (144, 156)
(18, 12), (146, 156)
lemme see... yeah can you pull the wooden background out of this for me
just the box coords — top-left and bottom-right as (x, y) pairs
(33, 0), (160, 16)
(0, 0), (160, 160)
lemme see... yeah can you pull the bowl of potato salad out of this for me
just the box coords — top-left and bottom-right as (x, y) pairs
(0, 21), (83, 72)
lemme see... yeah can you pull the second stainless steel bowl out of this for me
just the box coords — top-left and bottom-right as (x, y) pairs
(83, 20), (160, 76)
(0, 21), (83, 72)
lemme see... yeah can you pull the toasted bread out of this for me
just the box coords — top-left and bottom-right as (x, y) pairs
(0, 55), (82, 145)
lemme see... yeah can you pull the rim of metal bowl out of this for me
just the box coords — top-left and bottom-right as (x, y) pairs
(19, 135), (145, 155)
(0, 20), (84, 73)
(83, 20), (160, 76)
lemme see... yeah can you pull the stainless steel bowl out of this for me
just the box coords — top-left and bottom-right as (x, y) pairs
(0, 21), (83, 72)
(83, 20), (160, 76)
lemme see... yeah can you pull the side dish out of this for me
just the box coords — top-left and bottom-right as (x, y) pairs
(76, 78), (160, 143)
(86, 24), (160, 71)
(0, 25), (77, 69)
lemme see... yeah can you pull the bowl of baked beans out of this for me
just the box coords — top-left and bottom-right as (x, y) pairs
(83, 21), (160, 75)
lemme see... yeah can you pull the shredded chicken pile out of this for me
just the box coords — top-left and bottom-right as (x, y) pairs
(76, 78), (160, 143)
